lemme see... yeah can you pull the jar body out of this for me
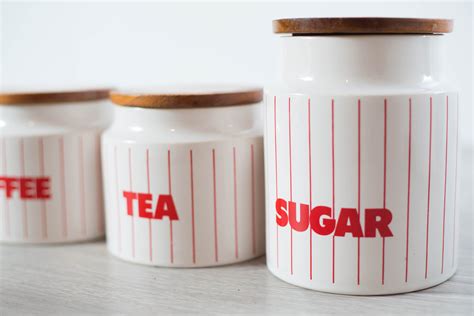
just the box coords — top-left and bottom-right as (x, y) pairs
(0, 101), (112, 243)
(265, 35), (459, 294)
(102, 103), (265, 267)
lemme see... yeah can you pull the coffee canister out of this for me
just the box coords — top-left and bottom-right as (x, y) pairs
(265, 18), (459, 294)
(102, 87), (265, 266)
(0, 89), (111, 243)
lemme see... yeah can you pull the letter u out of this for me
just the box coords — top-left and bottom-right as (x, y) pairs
(288, 202), (310, 232)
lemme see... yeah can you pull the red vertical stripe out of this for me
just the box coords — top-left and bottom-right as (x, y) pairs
(452, 97), (459, 267)
(79, 136), (86, 236)
(128, 147), (135, 258)
(288, 97), (293, 275)
(441, 96), (449, 273)
(308, 98), (313, 280)
(59, 137), (68, 238)
(20, 138), (28, 239)
(39, 138), (47, 239)
(190, 150), (196, 264)
(233, 147), (239, 259)
(212, 148), (219, 262)
(274, 96), (279, 268)
(96, 136), (104, 234)
(2, 139), (10, 236)
(114, 146), (122, 252)
(251, 144), (256, 255)
(168, 149), (174, 264)
(382, 99), (388, 285)
(146, 149), (152, 262)
(425, 97), (433, 279)
(405, 99), (412, 282)
(331, 98), (336, 284)
(357, 99), (361, 285)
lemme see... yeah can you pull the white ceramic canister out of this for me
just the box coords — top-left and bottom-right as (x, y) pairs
(0, 89), (112, 243)
(265, 18), (459, 294)
(102, 87), (265, 267)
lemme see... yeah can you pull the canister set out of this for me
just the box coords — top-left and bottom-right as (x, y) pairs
(0, 18), (460, 295)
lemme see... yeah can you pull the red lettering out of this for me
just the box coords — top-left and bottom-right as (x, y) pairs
(36, 177), (51, 199)
(0, 177), (18, 198)
(123, 191), (137, 216)
(334, 208), (363, 237)
(122, 191), (179, 221)
(155, 195), (179, 220)
(138, 193), (153, 219)
(20, 178), (35, 198)
(0, 176), (51, 199)
(276, 198), (393, 238)
(310, 206), (335, 235)
(365, 208), (393, 237)
(275, 198), (288, 227)
(289, 201), (309, 232)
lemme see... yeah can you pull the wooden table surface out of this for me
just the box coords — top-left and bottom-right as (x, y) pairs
(1, 150), (472, 315)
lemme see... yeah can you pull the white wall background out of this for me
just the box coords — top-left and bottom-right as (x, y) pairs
(0, 1), (472, 145)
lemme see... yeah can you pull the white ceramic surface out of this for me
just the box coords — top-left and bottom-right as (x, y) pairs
(265, 35), (459, 294)
(0, 100), (112, 243)
(102, 103), (265, 267)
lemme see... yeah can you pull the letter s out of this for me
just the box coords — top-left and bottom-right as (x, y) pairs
(275, 198), (288, 227)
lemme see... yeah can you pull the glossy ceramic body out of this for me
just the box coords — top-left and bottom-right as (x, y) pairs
(0, 101), (112, 243)
(265, 35), (459, 294)
(102, 103), (265, 267)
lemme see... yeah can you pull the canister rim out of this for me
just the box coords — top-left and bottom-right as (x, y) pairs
(273, 17), (453, 35)
(0, 89), (110, 105)
(110, 87), (263, 109)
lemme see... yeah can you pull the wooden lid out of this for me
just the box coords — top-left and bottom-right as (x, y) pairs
(0, 89), (110, 105)
(273, 17), (453, 35)
(110, 86), (263, 109)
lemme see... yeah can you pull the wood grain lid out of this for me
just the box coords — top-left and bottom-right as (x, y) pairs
(110, 86), (263, 109)
(273, 17), (453, 35)
(0, 89), (110, 105)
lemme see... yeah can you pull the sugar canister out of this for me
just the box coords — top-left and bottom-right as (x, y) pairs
(265, 18), (459, 294)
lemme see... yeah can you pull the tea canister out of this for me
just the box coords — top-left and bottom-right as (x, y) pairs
(103, 87), (265, 267)
(265, 18), (459, 294)
(0, 89), (111, 243)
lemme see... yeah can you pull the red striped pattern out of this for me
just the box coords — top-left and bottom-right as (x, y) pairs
(331, 98), (335, 284)
(190, 150), (196, 264)
(114, 145), (122, 252)
(274, 96), (279, 268)
(405, 98), (412, 282)
(129, 147), (135, 258)
(357, 99), (361, 285)
(425, 97), (433, 279)
(39, 138), (47, 239)
(168, 149), (174, 264)
(266, 94), (458, 290)
(308, 98), (313, 280)
(441, 96), (449, 273)
(212, 148), (219, 263)
(59, 137), (68, 238)
(146, 148), (152, 262)
(0, 134), (104, 243)
(20, 139), (28, 239)
(382, 99), (388, 285)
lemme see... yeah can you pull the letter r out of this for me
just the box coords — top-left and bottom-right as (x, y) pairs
(365, 208), (393, 237)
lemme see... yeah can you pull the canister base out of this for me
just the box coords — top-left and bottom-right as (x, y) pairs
(267, 264), (457, 295)
(108, 248), (265, 268)
(0, 234), (105, 245)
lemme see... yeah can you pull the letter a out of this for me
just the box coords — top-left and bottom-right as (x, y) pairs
(155, 194), (179, 220)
